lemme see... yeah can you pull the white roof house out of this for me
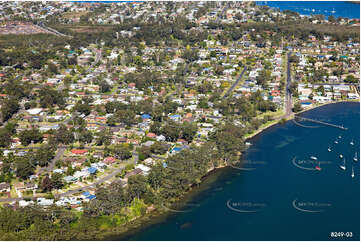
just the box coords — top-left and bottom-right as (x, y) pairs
(27, 108), (43, 115)
(135, 164), (151, 175)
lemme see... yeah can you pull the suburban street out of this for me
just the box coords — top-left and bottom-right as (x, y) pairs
(223, 66), (247, 98)
(285, 51), (293, 117)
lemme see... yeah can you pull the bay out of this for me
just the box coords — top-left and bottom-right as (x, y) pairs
(256, 1), (360, 19)
(113, 102), (360, 241)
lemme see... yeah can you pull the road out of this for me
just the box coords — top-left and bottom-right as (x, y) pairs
(37, 22), (71, 38)
(151, 154), (166, 160)
(284, 51), (293, 117)
(87, 49), (102, 73)
(0, 150), (139, 202)
(223, 66), (247, 98)
(54, 165), (125, 198)
(36, 147), (66, 175)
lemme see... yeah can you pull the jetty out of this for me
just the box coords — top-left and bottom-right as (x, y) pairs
(295, 116), (348, 130)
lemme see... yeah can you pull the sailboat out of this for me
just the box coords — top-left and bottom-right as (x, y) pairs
(351, 166), (355, 178)
(310, 156), (318, 161)
(340, 158), (346, 170)
(327, 146), (331, 152)
(354, 152), (358, 162)
(315, 162), (321, 171)
(350, 139), (354, 146)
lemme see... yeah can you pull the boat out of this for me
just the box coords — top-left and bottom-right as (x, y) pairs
(339, 154), (343, 159)
(334, 140), (338, 144)
(315, 162), (321, 171)
(340, 159), (346, 171)
(338, 135), (342, 139)
(350, 139), (354, 145)
(327, 146), (331, 152)
(354, 152), (358, 162)
(331, 8), (336, 14)
(351, 166), (355, 178)
(310, 156), (318, 161)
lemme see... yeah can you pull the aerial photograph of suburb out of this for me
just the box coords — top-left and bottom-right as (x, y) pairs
(0, 0), (359, 241)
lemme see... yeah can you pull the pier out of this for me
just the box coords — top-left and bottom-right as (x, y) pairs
(295, 116), (348, 130)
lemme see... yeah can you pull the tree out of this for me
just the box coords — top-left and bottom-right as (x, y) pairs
(99, 81), (111, 93)
(292, 102), (303, 113)
(95, 130), (111, 146)
(74, 102), (91, 116)
(0, 128), (13, 148)
(19, 128), (43, 146)
(149, 121), (162, 135)
(79, 131), (93, 144)
(51, 173), (64, 190)
(1, 98), (19, 122)
(41, 175), (53, 192)
(15, 156), (35, 179)
(147, 163), (166, 190)
(55, 125), (74, 145)
(181, 122), (197, 142)
(112, 144), (132, 160)
(127, 175), (148, 201)
(115, 109), (137, 126)
(161, 121), (181, 142)
(150, 142), (168, 155)
(344, 75), (358, 83)
(47, 62), (58, 74)
(35, 145), (55, 167)
(38, 87), (65, 108)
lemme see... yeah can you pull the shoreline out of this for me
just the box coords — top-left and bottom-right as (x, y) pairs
(101, 100), (359, 240)
(245, 99), (359, 142)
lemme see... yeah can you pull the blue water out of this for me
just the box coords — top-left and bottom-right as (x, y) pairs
(117, 102), (360, 241)
(256, 1), (360, 19)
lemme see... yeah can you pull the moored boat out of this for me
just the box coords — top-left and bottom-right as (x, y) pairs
(340, 158), (346, 171)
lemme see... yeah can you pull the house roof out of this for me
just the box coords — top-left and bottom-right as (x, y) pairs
(146, 132), (156, 138)
(71, 149), (88, 155)
(88, 167), (97, 174)
(141, 114), (151, 119)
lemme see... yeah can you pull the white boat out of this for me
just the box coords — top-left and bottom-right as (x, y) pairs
(334, 140), (338, 144)
(354, 152), (358, 162)
(310, 156), (318, 161)
(338, 135), (342, 139)
(351, 166), (355, 178)
(350, 140), (354, 145)
(339, 154), (343, 159)
(327, 146), (331, 152)
(331, 8), (336, 14)
(340, 159), (346, 171)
